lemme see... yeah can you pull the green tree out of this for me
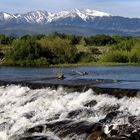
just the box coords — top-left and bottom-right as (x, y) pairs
(100, 50), (129, 63)
(129, 44), (140, 63)
(85, 35), (116, 46)
(39, 37), (77, 64)
(9, 40), (42, 66)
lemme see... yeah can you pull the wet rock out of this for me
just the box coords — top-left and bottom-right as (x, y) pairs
(99, 111), (119, 124)
(108, 125), (114, 131)
(0, 122), (9, 131)
(105, 111), (119, 119)
(86, 124), (107, 140)
(108, 124), (135, 139)
(22, 96), (37, 106)
(25, 120), (73, 135)
(128, 116), (140, 128)
(55, 121), (95, 138)
(130, 130), (140, 140)
(86, 124), (104, 139)
(93, 87), (138, 98)
(14, 134), (62, 140)
(26, 121), (97, 139)
(19, 135), (48, 140)
(91, 123), (103, 132)
(67, 109), (83, 118)
(27, 125), (44, 133)
(128, 116), (136, 124)
(99, 104), (120, 114)
(23, 111), (35, 119)
(0, 110), (4, 114)
(24, 121), (73, 139)
(67, 109), (93, 119)
(47, 120), (73, 132)
(110, 129), (119, 137)
(86, 131), (107, 140)
(116, 125), (134, 136)
(106, 137), (128, 140)
(46, 114), (60, 122)
(84, 100), (97, 107)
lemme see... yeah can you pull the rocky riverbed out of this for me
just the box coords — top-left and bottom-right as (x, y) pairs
(0, 66), (140, 140)
(0, 85), (139, 140)
(0, 79), (139, 98)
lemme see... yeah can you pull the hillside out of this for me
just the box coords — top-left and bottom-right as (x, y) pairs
(0, 9), (140, 36)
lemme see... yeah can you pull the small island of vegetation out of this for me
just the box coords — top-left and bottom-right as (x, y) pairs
(0, 33), (140, 67)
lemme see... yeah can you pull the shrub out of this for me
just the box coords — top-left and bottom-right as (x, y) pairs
(76, 52), (95, 63)
(11, 40), (42, 61)
(35, 57), (49, 66)
(0, 35), (15, 45)
(129, 44), (140, 63)
(90, 47), (101, 55)
(101, 50), (129, 63)
(85, 35), (116, 46)
(39, 37), (77, 64)
(111, 40), (134, 51)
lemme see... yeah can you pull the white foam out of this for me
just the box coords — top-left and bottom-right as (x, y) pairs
(0, 85), (139, 139)
(0, 131), (8, 140)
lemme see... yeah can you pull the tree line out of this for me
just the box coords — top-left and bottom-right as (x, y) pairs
(0, 33), (140, 66)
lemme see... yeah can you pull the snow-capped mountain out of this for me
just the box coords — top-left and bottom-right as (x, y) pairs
(1, 9), (140, 36)
(0, 10), (49, 24)
(48, 9), (111, 22)
(0, 9), (111, 24)
(0, 12), (14, 21)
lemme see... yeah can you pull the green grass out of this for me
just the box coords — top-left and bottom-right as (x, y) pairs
(1, 60), (139, 68)
(50, 62), (140, 68)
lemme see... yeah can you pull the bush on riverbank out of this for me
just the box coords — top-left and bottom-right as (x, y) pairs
(129, 43), (140, 63)
(1, 33), (140, 66)
(100, 50), (129, 63)
(5, 35), (80, 66)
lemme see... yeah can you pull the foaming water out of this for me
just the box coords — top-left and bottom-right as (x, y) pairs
(0, 85), (140, 139)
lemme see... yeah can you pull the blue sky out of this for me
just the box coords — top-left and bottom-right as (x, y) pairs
(0, 0), (140, 18)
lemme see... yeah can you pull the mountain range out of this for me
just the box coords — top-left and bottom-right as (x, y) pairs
(0, 9), (140, 36)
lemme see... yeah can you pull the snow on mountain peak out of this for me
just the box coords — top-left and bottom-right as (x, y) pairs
(47, 10), (70, 22)
(47, 9), (111, 22)
(22, 10), (49, 24)
(72, 9), (111, 20)
(85, 9), (111, 17)
(52, 8), (111, 21)
(3, 13), (13, 20)
(0, 12), (13, 20)
(0, 9), (111, 24)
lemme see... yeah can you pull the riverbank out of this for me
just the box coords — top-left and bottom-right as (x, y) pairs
(1, 62), (140, 68)
(51, 62), (140, 68)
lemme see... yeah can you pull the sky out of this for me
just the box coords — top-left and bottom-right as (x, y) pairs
(0, 0), (140, 18)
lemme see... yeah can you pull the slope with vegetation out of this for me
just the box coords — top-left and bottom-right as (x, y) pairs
(0, 33), (140, 67)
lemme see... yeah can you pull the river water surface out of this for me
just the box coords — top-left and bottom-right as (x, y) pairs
(0, 66), (140, 139)
(1, 66), (140, 89)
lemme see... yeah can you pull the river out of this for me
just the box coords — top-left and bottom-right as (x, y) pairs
(0, 66), (140, 140)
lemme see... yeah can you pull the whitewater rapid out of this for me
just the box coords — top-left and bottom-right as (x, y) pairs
(0, 85), (140, 140)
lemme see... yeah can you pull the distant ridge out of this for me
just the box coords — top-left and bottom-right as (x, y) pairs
(0, 9), (140, 36)
(0, 9), (111, 24)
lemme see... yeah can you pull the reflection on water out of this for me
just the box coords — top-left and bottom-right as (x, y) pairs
(1, 66), (140, 89)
